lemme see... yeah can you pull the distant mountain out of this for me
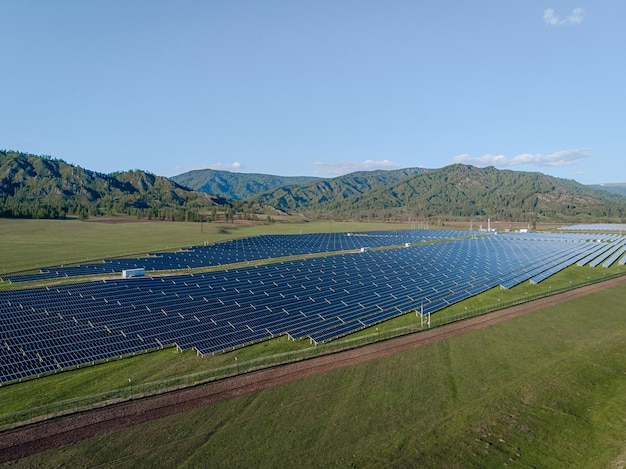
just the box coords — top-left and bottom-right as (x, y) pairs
(246, 167), (428, 211)
(171, 169), (321, 200)
(0, 151), (226, 220)
(589, 183), (626, 197)
(244, 164), (626, 223)
(3, 150), (625, 224)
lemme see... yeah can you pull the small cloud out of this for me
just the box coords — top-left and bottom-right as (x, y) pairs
(312, 159), (401, 176)
(543, 8), (560, 25)
(544, 7), (584, 26)
(206, 161), (244, 172)
(451, 148), (591, 168)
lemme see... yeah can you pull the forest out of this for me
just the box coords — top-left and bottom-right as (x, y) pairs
(0, 151), (225, 221)
(2, 150), (626, 223)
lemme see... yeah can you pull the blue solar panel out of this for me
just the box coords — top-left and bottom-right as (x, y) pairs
(1, 230), (617, 384)
(1, 230), (470, 283)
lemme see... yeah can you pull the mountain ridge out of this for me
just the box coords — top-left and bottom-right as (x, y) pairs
(171, 169), (321, 200)
(589, 183), (626, 197)
(2, 149), (625, 223)
(0, 150), (226, 220)
(237, 164), (626, 222)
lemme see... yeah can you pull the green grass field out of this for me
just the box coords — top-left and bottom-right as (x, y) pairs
(8, 282), (626, 468)
(2, 218), (626, 467)
(0, 218), (401, 276)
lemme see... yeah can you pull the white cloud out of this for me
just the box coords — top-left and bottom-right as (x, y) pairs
(312, 159), (401, 176)
(206, 161), (244, 172)
(451, 148), (591, 168)
(544, 7), (584, 26)
(543, 8), (559, 25)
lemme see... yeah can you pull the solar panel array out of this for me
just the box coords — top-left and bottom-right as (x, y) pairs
(2, 230), (624, 384)
(560, 223), (626, 232)
(1, 230), (466, 283)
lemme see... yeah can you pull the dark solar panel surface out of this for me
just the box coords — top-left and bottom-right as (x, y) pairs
(1, 230), (466, 283)
(1, 230), (621, 384)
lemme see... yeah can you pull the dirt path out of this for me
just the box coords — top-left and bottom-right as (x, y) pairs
(2, 275), (625, 463)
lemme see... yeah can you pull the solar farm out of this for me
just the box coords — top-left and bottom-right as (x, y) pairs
(2, 228), (626, 386)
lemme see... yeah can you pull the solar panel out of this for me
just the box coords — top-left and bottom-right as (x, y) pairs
(1, 230), (471, 283)
(2, 230), (615, 383)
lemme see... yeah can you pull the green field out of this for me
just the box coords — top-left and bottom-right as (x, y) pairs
(2, 218), (626, 467)
(7, 282), (626, 468)
(0, 218), (400, 276)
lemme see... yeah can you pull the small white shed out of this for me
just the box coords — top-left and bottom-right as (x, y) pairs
(122, 268), (145, 278)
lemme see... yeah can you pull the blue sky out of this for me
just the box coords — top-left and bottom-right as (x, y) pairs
(1, 1), (624, 184)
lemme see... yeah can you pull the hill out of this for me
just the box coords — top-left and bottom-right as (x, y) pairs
(3, 150), (625, 224)
(171, 168), (320, 200)
(590, 182), (626, 197)
(244, 167), (428, 214)
(244, 164), (626, 223)
(0, 151), (226, 220)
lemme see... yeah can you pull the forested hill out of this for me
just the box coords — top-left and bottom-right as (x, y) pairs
(3, 150), (625, 223)
(171, 168), (320, 200)
(0, 151), (226, 220)
(245, 164), (626, 223)
(245, 167), (428, 212)
(589, 183), (626, 197)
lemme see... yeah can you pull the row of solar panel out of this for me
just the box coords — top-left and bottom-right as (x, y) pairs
(1, 230), (470, 283)
(3, 231), (624, 384)
(561, 224), (626, 232)
(5, 229), (620, 285)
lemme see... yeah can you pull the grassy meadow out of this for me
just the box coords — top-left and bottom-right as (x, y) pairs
(8, 282), (626, 468)
(2, 218), (626, 467)
(1, 217), (387, 276)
